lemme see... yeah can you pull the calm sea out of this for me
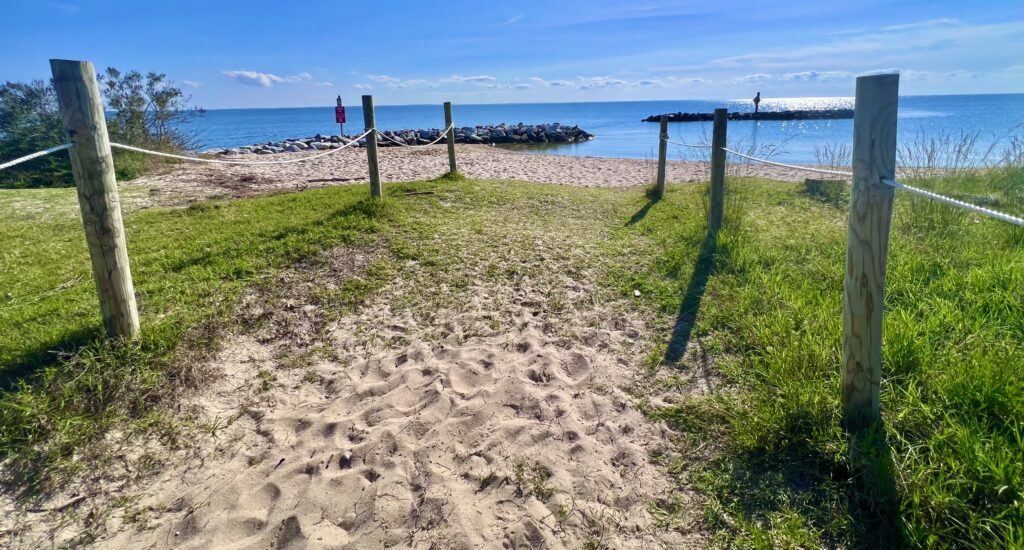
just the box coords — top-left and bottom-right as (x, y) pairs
(185, 94), (1024, 164)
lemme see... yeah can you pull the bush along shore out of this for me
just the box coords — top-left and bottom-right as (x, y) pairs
(642, 108), (854, 122)
(204, 123), (594, 155)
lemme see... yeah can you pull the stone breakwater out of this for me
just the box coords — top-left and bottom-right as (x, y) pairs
(204, 123), (594, 156)
(642, 109), (854, 123)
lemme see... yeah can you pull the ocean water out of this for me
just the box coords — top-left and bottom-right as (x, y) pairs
(184, 94), (1024, 164)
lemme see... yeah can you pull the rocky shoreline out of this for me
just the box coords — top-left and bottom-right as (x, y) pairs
(203, 123), (594, 156)
(642, 109), (854, 123)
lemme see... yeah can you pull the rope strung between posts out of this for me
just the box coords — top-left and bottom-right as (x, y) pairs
(664, 139), (712, 149)
(108, 129), (374, 166)
(0, 143), (73, 171)
(719, 147), (854, 177)
(375, 124), (454, 148)
(883, 178), (1024, 227)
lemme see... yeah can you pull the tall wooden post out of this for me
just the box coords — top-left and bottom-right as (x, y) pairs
(709, 108), (728, 231)
(361, 95), (381, 197)
(655, 114), (668, 198)
(50, 59), (140, 339)
(444, 102), (457, 175)
(842, 73), (899, 427)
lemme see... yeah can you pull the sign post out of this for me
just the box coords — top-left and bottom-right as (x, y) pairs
(335, 95), (346, 136)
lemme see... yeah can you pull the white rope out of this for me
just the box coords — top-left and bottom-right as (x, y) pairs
(664, 139), (712, 149)
(0, 143), (73, 171)
(883, 178), (1024, 227)
(376, 124), (454, 148)
(109, 130), (373, 166)
(720, 147), (854, 177)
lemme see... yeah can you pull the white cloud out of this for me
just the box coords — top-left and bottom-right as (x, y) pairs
(529, 75), (646, 89)
(444, 74), (497, 83)
(222, 70), (313, 87)
(513, 83), (532, 89)
(528, 77), (572, 87)
(365, 74), (434, 88)
(367, 74), (401, 84)
(314, 81), (334, 87)
(353, 83), (373, 90)
(575, 76), (627, 89)
(781, 71), (854, 82)
(726, 73), (771, 85)
(182, 80), (203, 88)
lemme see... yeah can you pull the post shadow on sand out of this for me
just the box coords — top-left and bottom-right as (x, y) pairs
(663, 228), (718, 364)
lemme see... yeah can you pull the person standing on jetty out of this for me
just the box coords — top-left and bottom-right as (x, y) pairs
(753, 91), (761, 117)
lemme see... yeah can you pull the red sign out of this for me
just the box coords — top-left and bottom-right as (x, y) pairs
(335, 106), (346, 123)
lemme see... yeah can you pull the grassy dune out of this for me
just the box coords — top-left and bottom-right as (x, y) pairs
(0, 171), (1021, 547)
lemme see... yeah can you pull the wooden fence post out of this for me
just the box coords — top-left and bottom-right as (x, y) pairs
(49, 59), (140, 339)
(362, 95), (382, 197)
(842, 73), (899, 427)
(655, 114), (668, 198)
(709, 108), (728, 231)
(444, 102), (457, 176)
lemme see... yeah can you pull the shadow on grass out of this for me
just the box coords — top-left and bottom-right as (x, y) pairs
(0, 326), (102, 392)
(847, 422), (906, 548)
(626, 194), (661, 226)
(663, 229), (718, 364)
(696, 413), (905, 547)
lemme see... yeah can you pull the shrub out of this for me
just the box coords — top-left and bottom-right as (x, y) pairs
(0, 68), (202, 189)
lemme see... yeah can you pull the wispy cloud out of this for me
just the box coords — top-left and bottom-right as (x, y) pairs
(529, 76), (629, 89)
(780, 70), (853, 82)
(444, 74), (497, 83)
(39, 1), (78, 15)
(182, 80), (203, 88)
(313, 81), (334, 87)
(365, 74), (433, 88)
(497, 14), (524, 26)
(222, 70), (313, 87)
(353, 83), (373, 90)
(706, 18), (1023, 70)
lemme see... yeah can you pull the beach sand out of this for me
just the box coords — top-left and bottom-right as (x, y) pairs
(3, 145), (800, 548)
(129, 143), (825, 207)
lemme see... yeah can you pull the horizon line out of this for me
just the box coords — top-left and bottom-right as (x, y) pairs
(197, 91), (1024, 111)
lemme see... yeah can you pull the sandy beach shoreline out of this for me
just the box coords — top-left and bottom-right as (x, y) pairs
(130, 144), (832, 206)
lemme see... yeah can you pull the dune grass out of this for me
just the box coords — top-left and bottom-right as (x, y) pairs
(0, 171), (1021, 547)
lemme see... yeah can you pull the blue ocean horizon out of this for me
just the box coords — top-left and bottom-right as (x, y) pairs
(183, 94), (1024, 164)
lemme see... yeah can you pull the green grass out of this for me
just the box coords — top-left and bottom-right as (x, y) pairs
(1, 171), (1021, 547)
(0, 183), (397, 492)
(621, 170), (1024, 548)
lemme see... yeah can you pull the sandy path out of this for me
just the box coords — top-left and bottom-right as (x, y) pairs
(129, 144), (823, 207)
(89, 232), (700, 548)
(2, 192), (705, 548)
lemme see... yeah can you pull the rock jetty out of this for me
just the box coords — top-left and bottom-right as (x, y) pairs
(204, 123), (594, 156)
(642, 109), (854, 123)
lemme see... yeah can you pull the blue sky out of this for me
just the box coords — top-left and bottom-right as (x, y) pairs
(1, 1), (1022, 108)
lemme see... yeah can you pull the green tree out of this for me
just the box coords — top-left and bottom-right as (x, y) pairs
(101, 68), (203, 150)
(0, 68), (202, 188)
(0, 80), (70, 188)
